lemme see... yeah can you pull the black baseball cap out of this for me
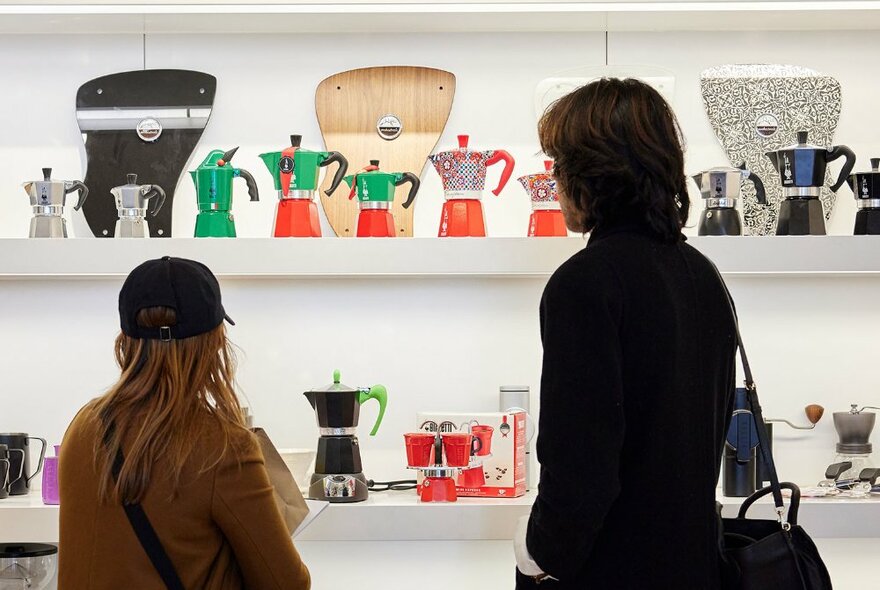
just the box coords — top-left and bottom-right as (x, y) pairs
(119, 256), (234, 341)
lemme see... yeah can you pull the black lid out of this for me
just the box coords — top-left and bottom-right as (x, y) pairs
(370, 160), (380, 167)
(0, 543), (57, 558)
(290, 135), (302, 147)
(119, 257), (234, 340)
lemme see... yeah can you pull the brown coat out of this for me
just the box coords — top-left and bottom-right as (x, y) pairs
(59, 403), (311, 589)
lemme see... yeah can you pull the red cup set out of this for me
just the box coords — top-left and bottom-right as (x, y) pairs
(402, 431), (485, 502)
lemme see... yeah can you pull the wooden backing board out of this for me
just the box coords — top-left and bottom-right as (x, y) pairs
(316, 66), (455, 237)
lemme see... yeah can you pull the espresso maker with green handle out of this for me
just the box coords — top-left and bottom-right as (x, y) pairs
(190, 147), (259, 238)
(344, 160), (420, 237)
(258, 135), (348, 237)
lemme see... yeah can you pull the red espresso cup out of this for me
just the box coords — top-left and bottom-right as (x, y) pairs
(471, 425), (494, 456)
(441, 433), (481, 467)
(404, 433), (437, 467)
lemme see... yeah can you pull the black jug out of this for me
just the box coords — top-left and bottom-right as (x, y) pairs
(0, 434), (47, 496)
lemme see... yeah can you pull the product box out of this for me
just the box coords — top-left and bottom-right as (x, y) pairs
(415, 411), (526, 498)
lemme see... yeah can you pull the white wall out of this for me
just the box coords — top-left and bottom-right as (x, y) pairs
(2, 30), (880, 491)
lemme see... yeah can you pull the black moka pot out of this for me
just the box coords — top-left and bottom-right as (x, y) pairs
(765, 131), (856, 236)
(847, 158), (880, 235)
(692, 164), (766, 236)
(303, 370), (387, 503)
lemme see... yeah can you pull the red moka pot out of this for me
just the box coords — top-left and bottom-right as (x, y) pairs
(519, 160), (566, 237)
(429, 135), (515, 237)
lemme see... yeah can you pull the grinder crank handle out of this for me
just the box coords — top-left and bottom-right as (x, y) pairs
(486, 150), (515, 196)
(827, 145), (857, 192)
(145, 185), (166, 217)
(66, 181), (89, 211)
(236, 169), (260, 201)
(321, 151), (349, 196)
(359, 385), (388, 436)
(396, 172), (421, 209)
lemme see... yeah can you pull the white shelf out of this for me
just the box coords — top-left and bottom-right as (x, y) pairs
(2, 236), (880, 280)
(3, 489), (880, 543)
(2, 2), (880, 34)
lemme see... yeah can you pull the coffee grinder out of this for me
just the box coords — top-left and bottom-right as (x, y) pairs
(303, 371), (387, 503)
(258, 135), (348, 237)
(846, 158), (880, 235)
(189, 147), (259, 238)
(827, 405), (877, 482)
(765, 131), (856, 235)
(22, 168), (89, 238)
(111, 174), (166, 238)
(691, 165), (766, 236)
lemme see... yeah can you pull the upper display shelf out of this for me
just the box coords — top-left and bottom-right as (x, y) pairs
(3, 2), (880, 34)
(2, 236), (880, 279)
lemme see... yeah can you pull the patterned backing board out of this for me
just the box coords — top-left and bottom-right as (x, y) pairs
(700, 65), (843, 236)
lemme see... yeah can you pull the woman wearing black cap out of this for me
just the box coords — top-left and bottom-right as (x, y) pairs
(58, 257), (311, 589)
(514, 79), (737, 588)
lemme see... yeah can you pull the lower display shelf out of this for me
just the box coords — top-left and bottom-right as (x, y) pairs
(2, 489), (879, 543)
(3, 236), (880, 279)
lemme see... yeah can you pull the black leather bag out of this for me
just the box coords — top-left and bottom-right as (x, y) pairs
(716, 269), (832, 590)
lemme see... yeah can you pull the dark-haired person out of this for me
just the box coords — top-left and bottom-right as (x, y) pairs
(514, 79), (737, 588)
(59, 257), (310, 589)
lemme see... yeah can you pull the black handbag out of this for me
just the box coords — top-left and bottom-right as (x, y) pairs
(716, 271), (832, 590)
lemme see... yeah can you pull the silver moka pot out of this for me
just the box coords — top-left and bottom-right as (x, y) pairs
(692, 165), (766, 236)
(22, 168), (88, 238)
(111, 173), (166, 238)
(765, 131), (856, 236)
(847, 159), (880, 235)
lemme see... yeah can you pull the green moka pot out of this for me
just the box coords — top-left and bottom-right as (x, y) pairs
(259, 135), (348, 196)
(190, 147), (259, 238)
(343, 160), (420, 208)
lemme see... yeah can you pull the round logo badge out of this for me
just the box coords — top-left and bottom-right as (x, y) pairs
(279, 156), (295, 174)
(376, 114), (403, 141)
(755, 114), (779, 138)
(136, 118), (163, 142)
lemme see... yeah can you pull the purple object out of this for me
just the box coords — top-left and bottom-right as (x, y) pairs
(42, 446), (60, 505)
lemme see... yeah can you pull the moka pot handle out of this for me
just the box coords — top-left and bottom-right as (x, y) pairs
(25, 437), (47, 486)
(235, 169), (260, 201)
(827, 145), (857, 192)
(486, 150), (515, 196)
(359, 385), (388, 436)
(145, 185), (166, 217)
(396, 172), (421, 209)
(66, 181), (89, 211)
(747, 172), (767, 205)
(320, 151), (349, 196)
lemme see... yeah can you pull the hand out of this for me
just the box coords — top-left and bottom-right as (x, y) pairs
(514, 515), (546, 578)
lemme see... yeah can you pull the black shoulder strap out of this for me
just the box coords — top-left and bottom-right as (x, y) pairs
(112, 449), (186, 590)
(710, 262), (787, 518)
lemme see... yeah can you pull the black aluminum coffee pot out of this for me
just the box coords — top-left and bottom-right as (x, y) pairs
(692, 164), (766, 236)
(847, 158), (880, 235)
(765, 131), (856, 235)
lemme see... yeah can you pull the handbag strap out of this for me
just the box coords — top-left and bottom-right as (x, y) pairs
(111, 449), (186, 590)
(710, 263), (790, 526)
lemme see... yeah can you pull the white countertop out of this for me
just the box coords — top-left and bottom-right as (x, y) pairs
(4, 488), (879, 543)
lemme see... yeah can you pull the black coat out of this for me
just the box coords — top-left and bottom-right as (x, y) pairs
(522, 224), (737, 589)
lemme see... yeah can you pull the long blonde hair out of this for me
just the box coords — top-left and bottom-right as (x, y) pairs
(92, 306), (250, 504)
